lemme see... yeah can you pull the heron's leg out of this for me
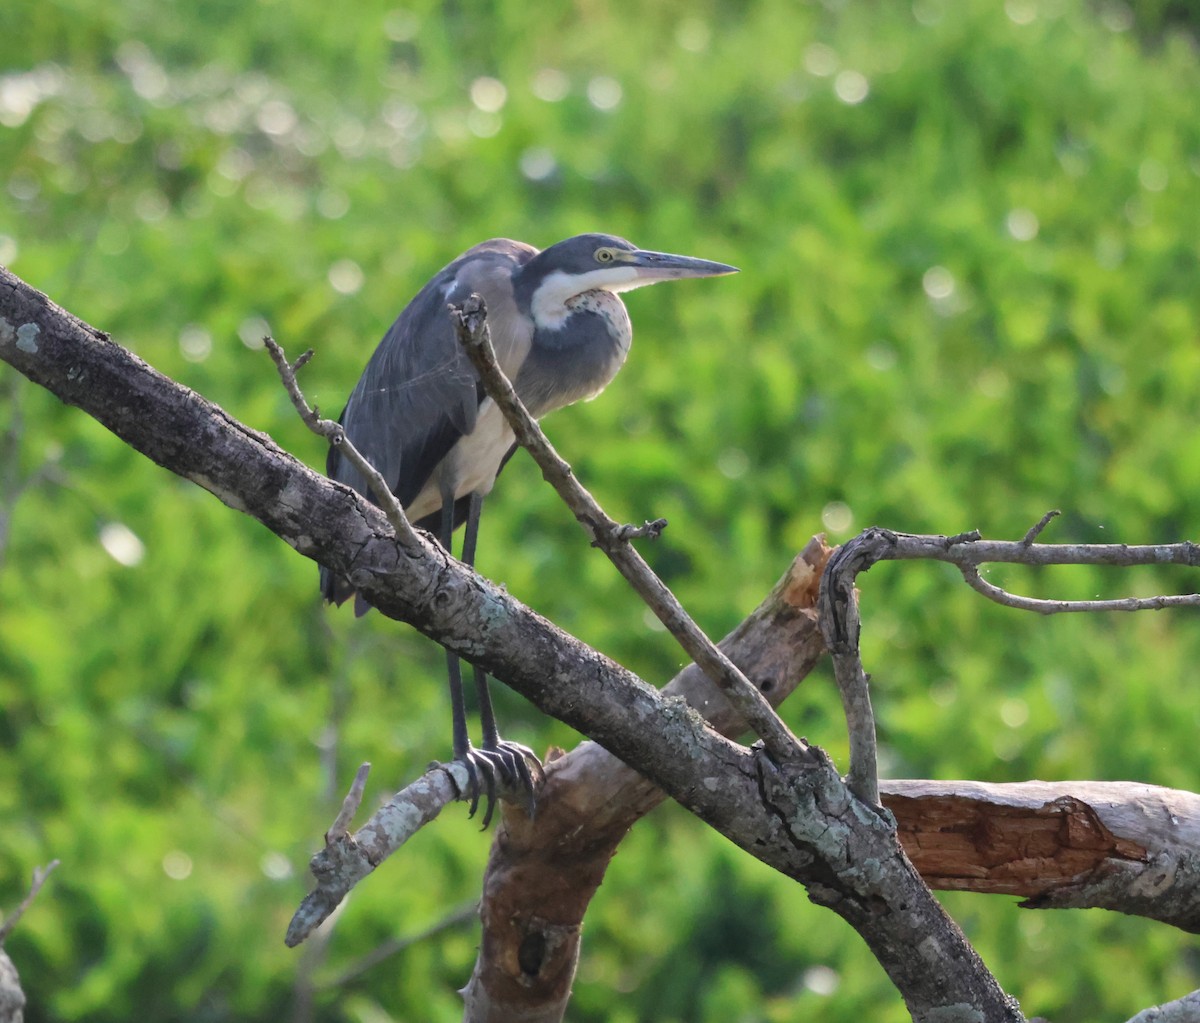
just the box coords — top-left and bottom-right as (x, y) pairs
(461, 493), (543, 813)
(459, 493), (500, 749)
(440, 498), (493, 819)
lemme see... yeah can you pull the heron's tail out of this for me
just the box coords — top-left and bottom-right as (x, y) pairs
(319, 564), (373, 616)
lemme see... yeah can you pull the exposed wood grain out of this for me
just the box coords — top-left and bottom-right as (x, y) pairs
(884, 780), (1200, 931)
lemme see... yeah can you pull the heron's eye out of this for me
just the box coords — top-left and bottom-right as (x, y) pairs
(595, 248), (615, 263)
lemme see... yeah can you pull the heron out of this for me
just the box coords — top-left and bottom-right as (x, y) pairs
(319, 233), (737, 820)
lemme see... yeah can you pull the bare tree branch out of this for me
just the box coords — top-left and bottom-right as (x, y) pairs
(286, 762), (467, 947)
(449, 294), (799, 765)
(0, 265), (1036, 1021)
(878, 527), (1200, 572)
(317, 902), (479, 991)
(959, 562), (1200, 614)
(818, 536), (883, 805)
(0, 859), (59, 1023)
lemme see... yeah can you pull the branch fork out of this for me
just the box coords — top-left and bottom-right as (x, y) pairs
(818, 515), (1200, 809)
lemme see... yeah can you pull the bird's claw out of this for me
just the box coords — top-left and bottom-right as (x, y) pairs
(454, 751), (496, 823)
(451, 742), (543, 828)
(490, 739), (544, 817)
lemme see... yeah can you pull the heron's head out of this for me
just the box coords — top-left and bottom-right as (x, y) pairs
(528, 232), (737, 293)
(518, 233), (737, 327)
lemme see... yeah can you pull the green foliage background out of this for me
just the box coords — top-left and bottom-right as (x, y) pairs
(3, 0), (1200, 1019)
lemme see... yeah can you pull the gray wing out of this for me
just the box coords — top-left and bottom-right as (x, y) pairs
(321, 239), (536, 606)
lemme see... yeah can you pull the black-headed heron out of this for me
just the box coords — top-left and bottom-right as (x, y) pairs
(320, 233), (737, 820)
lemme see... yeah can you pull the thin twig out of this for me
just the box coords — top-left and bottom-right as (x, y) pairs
(449, 296), (799, 764)
(0, 859), (59, 944)
(0, 370), (66, 568)
(263, 337), (421, 548)
(315, 902), (479, 990)
(889, 532), (1200, 569)
(960, 563), (1200, 614)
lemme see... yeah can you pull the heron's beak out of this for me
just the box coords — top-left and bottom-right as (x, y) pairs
(627, 249), (739, 284)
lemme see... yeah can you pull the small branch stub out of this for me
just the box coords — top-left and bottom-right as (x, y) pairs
(327, 762), (371, 841)
(1022, 509), (1060, 545)
(0, 859), (59, 944)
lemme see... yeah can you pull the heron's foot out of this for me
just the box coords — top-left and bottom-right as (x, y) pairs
(450, 742), (543, 828)
(485, 738), (544, 817)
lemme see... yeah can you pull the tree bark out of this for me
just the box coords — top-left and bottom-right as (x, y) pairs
(0, 952), (23, 1023)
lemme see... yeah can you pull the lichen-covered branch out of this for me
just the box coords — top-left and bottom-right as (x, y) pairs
(286, 763), (467, 947)
(1125, 988), (1200, 1023)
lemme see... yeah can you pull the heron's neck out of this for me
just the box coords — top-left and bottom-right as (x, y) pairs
(516, 294), (632, 416)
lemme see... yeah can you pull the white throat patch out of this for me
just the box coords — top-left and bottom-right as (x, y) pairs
(530, 266), (644, 329)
